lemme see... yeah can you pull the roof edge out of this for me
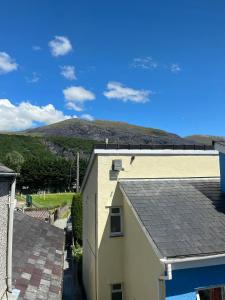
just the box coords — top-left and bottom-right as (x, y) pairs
(81, 148), (218, 192)
(119, 182), (164, 261)
(162, 253), (225, 270)
(94, 149), (218, 156)
(214, 141), (225, 154)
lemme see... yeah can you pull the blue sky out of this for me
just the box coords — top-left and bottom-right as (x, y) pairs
(0, 0), (225, 136)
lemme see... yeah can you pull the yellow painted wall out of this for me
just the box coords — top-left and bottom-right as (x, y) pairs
(97, 185), (124, 299)
(83, 157), (98, 300)
(83, 152), (219, 300)
(123, 198), (165, 300)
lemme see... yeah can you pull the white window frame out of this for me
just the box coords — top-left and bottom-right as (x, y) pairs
(111, 283), (123, 300)
(109, 206), (123, 237)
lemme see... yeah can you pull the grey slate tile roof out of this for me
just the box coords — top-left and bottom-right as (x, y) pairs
(0, 164), (14, 174)
(120, 178), (225, 259)
(12, 212), (65, 300)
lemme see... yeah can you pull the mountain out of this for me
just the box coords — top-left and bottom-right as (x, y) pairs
(24, 118), (193, 145)
(186, 135), (225, 145)
(0, 120), (216, 192)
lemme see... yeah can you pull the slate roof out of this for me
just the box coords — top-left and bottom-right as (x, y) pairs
(120, 178), (225, 259)
(0, 164), (14, 174)
(12, 212), (65, 300)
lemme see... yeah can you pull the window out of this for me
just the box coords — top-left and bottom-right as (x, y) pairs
(111, 283), (123, 300)
(197, 287), (225, 300)
(110, 207), (123, 236)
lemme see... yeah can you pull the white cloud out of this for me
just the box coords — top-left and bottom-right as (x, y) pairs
(0, 99), (71, 131)
(32, 46), (41, 51)
(103, 82), (151, 103)
(170, 63), (181, 73)
(60, 65), (76, 80)
(0, 52), (18, 74)
(131, 56), (158, 69)
(66, 102), (83, 112)
(80, 114), (94, 121)
(25, 72), (40, 83)
(63, 86), (95, 111)
(49, 36), (72, 57)
(131, 56), (182, 74)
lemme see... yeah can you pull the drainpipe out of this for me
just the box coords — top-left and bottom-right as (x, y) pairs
(7, 178), (16, 293)
(159, 263), (172, 280)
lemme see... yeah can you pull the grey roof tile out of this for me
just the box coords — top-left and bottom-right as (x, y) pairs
(120, 178), (225, 258)
(0, 164), (14, 174)
(12, 212), (64, 299)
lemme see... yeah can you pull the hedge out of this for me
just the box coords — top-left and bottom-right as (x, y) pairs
(71, 193), (82, 244)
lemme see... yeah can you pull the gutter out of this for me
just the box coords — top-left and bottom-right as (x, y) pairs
(7, 178), (16, 293)
(0, 173), (19, 177)
(159, 253), (225, 281)
(158, 253), (225, 282)
(161, 253), (225, 264)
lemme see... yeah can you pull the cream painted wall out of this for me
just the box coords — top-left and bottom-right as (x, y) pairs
(97, 186), (124, 300)
(123, 198), (165, 300)
(83, 153), (219, 300)
(83, 158), (98, 300)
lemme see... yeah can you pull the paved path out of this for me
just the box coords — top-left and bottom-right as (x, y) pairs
(55, 217), (84, 300)
(62, 241), (84, 300)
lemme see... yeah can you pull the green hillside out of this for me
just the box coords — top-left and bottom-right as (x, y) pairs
(0, 134), (94, 161)
(0, 134), (93, 193)
(0, 134), (53, 160)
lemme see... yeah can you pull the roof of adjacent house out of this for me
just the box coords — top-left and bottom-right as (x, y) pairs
(12, 212), (65, 299)
(120, 178), (225, 259)
(214, 141), (225, 154)
(0, 164), (15, 175)
(23, 208), (50, 222)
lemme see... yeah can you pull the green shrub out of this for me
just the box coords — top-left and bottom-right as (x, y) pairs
(71, 242), (83, 286)
(71, 193), (82, 243)
(71, 242), (83, 262)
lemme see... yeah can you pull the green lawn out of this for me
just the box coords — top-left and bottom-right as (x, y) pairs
(31, 192), (74, 208)
(16, 192), (75, 208)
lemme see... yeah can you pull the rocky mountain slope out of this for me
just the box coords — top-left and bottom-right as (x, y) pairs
(186, 135), (225, 145)
(24, 118), (193, 145)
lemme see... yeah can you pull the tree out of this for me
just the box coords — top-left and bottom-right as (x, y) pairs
(4, 151), (24, 172)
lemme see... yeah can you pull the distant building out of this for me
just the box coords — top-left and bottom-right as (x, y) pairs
(81, 144), (225, 300)
(0, 165), (16, 299)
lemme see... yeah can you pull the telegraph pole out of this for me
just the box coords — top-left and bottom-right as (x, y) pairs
(76, 151), (80, 193)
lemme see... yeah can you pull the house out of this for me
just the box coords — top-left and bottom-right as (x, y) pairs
(12, 212), (65, 300)
(0, 165), (16, 299)
(81, 143), (225, 300)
